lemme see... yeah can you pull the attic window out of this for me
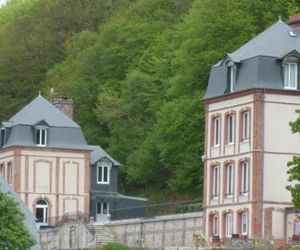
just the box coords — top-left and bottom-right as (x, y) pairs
(226, 61), (236, 93)
(97, 161), (110, 184)
(36, 128), (47, 147)
(0, 128), (5, 147)
(229, 66), (235, 92)
(284, 62), (298, 89)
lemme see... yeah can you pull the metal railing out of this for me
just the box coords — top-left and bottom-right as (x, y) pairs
(109, 199), (203, 220)
(41, 211), (90, 227)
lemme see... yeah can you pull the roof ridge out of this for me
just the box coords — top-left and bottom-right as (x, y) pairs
(7, 95), (80, 128)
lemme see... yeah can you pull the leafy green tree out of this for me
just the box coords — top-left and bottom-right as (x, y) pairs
(0, 191), (36, 249)
(0, 0), (132, 122)
(287, 110), (300, 208)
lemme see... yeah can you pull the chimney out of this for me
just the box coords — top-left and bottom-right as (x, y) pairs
(52, 96), (74, 120)
(288, 12), (300, 29)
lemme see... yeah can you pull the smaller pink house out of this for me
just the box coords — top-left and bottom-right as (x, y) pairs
(0, 95), (91, 226)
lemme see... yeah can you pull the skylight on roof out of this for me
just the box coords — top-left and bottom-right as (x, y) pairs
(289, 31), (297, 37)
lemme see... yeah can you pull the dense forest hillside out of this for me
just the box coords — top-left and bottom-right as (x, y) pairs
(0, 0), (299, 202)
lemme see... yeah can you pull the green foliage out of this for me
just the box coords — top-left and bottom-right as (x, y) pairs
(287, 110), (300, 208)
(98, 243), (147, 250)
(1, 0), (300, 202)
(0, 191), (36, 249)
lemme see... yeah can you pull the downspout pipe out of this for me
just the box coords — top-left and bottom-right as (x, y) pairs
(259, 89), (266, 238)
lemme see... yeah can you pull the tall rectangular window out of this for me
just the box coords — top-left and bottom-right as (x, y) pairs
(227, 115), (235, 144)
(212, 166), (219, 198)
(284, 62), (297, 89)
(229, 66), (235, 92)
(7, 162), (12, 185)
(36, 128), (47, 146)
(241, 212), (248, 235)
(241, 162), (248, 195)
(0, 128), (5, 147)
(213, 215), (219, 236)
(225, 213), (233, 238)
(97, 162), (110, 184)
(226, 164), (234, 197)
(242, 111), (250, 141)
(0, 163), (4, 176)
(214, 117), (221, 146)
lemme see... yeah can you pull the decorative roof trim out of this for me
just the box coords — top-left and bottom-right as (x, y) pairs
(220, 53), (241, 66)
(278, 49), (300, 60)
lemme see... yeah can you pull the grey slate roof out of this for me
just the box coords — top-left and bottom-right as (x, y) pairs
(1, 95), (89, 150)
(89, 145), (121, 166)
(204, 21), (300, 100)
(9, 95), (79, 128)
(0, 175), (40, 250)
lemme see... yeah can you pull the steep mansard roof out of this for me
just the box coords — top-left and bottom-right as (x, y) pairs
(1, 95), (89, 150)
(9, 95), (79, 128)
(89, 145), (121, 166)
(0, 175), (40, 250)
(204, 21), (300, 100)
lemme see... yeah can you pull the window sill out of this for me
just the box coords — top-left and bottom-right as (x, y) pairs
(36, 144), (47, 147)
(97, 182), (110, 185)
(240, 192), (248, 197)
(284, 86), (297, 90)
(241, 139), (249, 143)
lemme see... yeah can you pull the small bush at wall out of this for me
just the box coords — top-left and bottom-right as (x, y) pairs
(98, 243), (148, 250)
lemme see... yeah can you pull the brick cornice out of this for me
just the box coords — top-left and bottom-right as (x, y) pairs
(203, 88), (300, 105)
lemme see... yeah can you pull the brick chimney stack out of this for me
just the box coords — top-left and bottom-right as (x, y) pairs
(52, 96), (74, 120)
(288, 12), (300, 29)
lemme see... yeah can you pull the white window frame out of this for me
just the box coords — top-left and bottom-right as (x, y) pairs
(212, 166), (219, 199)
(212, 215), (219, 236)
(229, 66), (235, 92)
(242, 111), (250, 142)
(36, 200), (48, 225)
(225, 213), (233, 238)
(241, 212), (248, 235)
(214, 117), (221, 146)
(97, 202), (110, 215)
(0, 128), (5, 147)
(284, 62), (298, 89)
(36, 128), (47, 147)
(97, 161), (110, 184)
(241, 161), (249, 195)
(226, 164), (234, 197)
(227, 115), (235, 144)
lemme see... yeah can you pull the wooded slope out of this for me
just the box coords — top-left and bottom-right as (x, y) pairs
(0, 0), (298, 202)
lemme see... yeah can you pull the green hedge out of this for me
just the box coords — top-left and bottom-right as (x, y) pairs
(98, 243), (148, 250)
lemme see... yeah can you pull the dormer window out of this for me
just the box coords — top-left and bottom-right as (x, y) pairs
(229, 66), (234, 92)
(97, 161), (110, 184)
(284, 62), (298, 89)
(36, 128), (47, 146)
(0, 128), (5, 147)
(226, 60), (236, 93)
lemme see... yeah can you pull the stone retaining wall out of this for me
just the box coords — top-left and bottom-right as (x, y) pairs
(103, 212), (203, 249)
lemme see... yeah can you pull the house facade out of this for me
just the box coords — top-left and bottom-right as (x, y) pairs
(0, 95), (91, 226)
(203, 15), (300, 244)
(89, 145), (146, 221)
(0, 95), (146, 226)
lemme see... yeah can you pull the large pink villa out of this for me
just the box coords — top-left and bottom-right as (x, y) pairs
(203, 13), (300, 245)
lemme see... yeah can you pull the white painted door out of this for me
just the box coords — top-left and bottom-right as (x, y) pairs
(96, 202), (110, 222)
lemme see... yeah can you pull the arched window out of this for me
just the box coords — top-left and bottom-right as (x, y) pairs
(36, 199), (48, 225)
